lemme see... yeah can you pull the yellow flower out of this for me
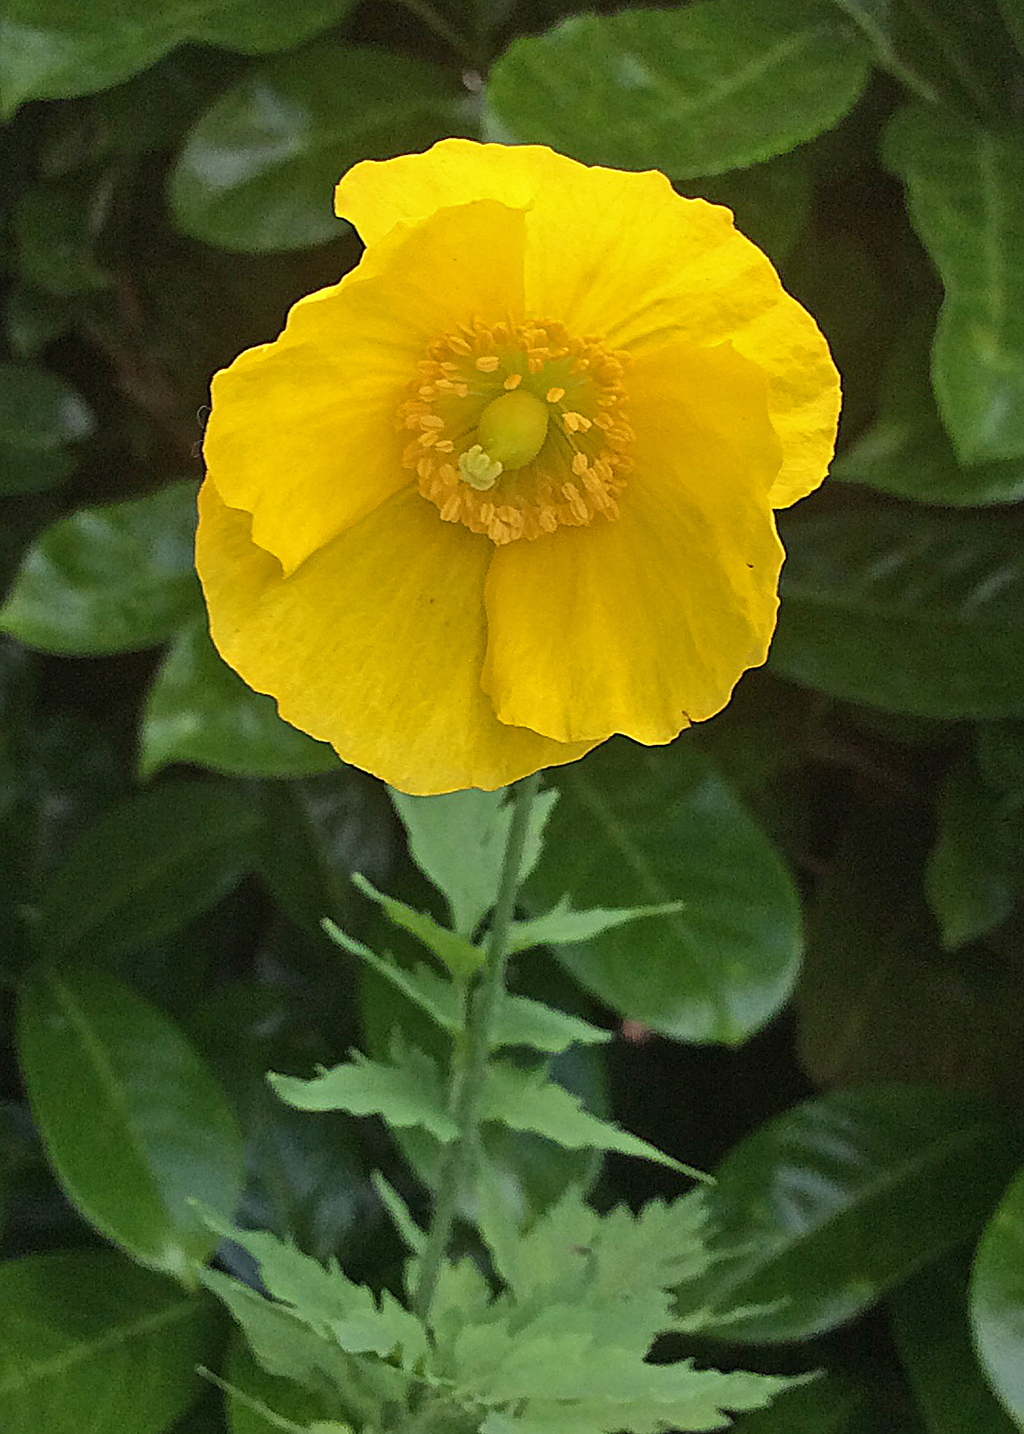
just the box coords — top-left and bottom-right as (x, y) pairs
(197, 141), (839, 795)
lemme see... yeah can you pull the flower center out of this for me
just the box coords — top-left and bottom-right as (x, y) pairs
(396, 318), (634, 544)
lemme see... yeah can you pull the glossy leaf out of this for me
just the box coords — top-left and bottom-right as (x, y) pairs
(0, 0), (358, 114)
(18, 963), (244, 1282)
(524, 739), (802, 1045)
(0, 361), (93, 450)
(833, 309), (1024, 506)
(0, 481), (201, 655)
(0, 1249), (219, 1434)
(971, 1162), (1024, 1426)
(885, 103), (1024, 464)
(682, 1085), (1023, 1342)
(485, 0), (871, 178)
(772, 505), (1024, 717)
(728, 1374), (881, 1433)
(142, 616), (340, 779)
(926, 752), (1024, 949)
(170, 42), (467, 252)
(391, 786), (559, 938)
(36, 778), (257, 961)
(891, 1252), (1020, 1434)
(798, 792), (1024, 1105)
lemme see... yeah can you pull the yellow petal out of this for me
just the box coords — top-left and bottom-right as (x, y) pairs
(336, 140), (838, 509)
(195, 479), (596, 795)
(203, 198), (527, 575)
(480, 341), (784, 743)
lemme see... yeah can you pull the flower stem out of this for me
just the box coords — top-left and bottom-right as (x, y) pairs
(411, 771), (542, 1323)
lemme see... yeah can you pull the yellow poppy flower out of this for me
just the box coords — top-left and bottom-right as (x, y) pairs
(197, 140), (839, 795)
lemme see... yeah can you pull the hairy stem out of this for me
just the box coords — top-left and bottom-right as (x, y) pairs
(411, 771), (542, 1323)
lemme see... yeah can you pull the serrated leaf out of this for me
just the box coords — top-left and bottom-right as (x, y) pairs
(351, 874), (482, 981)
(482, 1063), (699, 1177)
(970, 1161), (1024, 1426)
(325, 925), (459, 1032)
(269, 1054), (457, 1143)
(370, 1173), (426, 1256)
(492, 995), (611, 1054)
(200, 1213), (428, 1362)
(525, 741), (801, 1044)
(485, 0), (870, 178)
(885, 102), (1024, 464)
(390, 786), (559, 937)
(170, 42), (468, 252)
(225, 1331), (335, 1434)
(0, 481), (201, 655)
(142, 616), (340, 780)
(507, 895), (682, 956)
(18, 963), (244, 1283)
(0, 0), (358, 114)
(0, 1249), (219, 1434)
(772, 505), (1024, 717)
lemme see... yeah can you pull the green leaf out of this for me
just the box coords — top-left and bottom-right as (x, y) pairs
(269, 1052), (457, 1143)
(0, 0), (358, 114)
(978, 720), (1024, 809)
(682, 1084), (1024, 1342)
(200, 1213), (428, 1362)
(833, 308), (1024, 506)
(350, 873), (483, 981)
(484, 0), (871, 178)
(525, 740), (802, 1045)
(679, 147), (813, 263)
(507, 895), (683, 956)
(326, 926), (460, 1032)
(0, 361), (93, 450)
(492, 995), (611, 1055)
(885, 102), (1024, 464)
(0, 444), (75, 498)
(772, 505), (1024, 717)
(390, 785), (559, 937)
(170, 42), (468, 252)
(0, 1249), (219, 1434)
(926, 751), (1024, 949)
(142, 616), (340, 779)
(482, 1062), (698, 1177)
(999, 0), (1024, 55)
(225, 1333), (334, 1434)
(971, 1162), (1024, 1427)
(18, 963), (244, 1282)
(891, 1252), (1020, 1434)
(36, 778), (257, 961)
(0, 481), (201, 655)
(727, 1375), (881, 1433)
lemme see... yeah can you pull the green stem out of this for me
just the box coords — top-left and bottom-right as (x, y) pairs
(412, 771), (542, 1323)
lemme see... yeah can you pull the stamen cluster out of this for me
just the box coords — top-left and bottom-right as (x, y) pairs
(397, 318), (634, 544)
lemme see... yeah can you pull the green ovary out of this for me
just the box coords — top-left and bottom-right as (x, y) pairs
(476, 390), (550, 469)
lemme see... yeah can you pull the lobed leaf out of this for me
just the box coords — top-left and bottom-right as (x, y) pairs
(390, 785), (558, 938)
(269, 1053), (457, 1143)
(350, 873), (482, 981)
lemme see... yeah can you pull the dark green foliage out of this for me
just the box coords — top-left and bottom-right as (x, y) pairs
(3, 1), (1024, 1431)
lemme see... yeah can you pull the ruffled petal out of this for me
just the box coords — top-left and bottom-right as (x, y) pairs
(203, 198), (527, 575)
(480, 340), (784, 743)
(195, 479), (595, 795)
(336, 140), (838, 510)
